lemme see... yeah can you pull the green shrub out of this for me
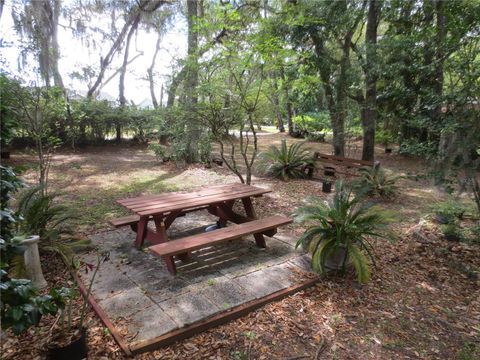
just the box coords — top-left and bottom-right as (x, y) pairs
(258, 140), (313, 180)
(198, 134), (213, 165)
(292, 112), (330, 134)
(441, 222), (462, 240)
(354, 163), (402, 198)
(0, 269), (64, 335)
(305, 132), (326, 143)
(399, 139), (437, 157)
(466, 222), (480, 244)
(433, 198), (467, 224)
(148, 143), (169, 162)
(1, 166), (26, 272)
(294, 180), (395, 283)
(375, 129), (396, 146)
(16, 186), (90, 261)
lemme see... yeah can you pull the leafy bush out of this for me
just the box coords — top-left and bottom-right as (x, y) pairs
(354, 163), (401, 198)
(148, 143), (169, 162)
(1, 166), (26, 271)
(440, 223), (462, 241)
(466, 222), (480, 244)
(305, 132), (325, 143)
(399, 139), (437, 157)
(198, 134), (213, 165)
(294, 180), (395, 283)
(433, 198), (467, 224)
(0, 269), (64, 335)
(258, 140), (313, 180)
(16, 186), (89, 261)
(292, 112), (330, 135)
(376, 129), (396, 146)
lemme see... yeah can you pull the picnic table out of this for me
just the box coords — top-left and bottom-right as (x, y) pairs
(110, 183), (291, 275)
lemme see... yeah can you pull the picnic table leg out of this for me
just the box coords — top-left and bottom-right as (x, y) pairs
(241, 197), (266, 248)
(152, 216), (177, 274)
(134, 217), (148, 249)
(153, 215), (190, 263)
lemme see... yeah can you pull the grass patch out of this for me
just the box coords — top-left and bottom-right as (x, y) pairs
(65, 174), (178, 231)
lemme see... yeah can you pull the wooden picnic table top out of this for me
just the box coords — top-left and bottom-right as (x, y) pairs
(117, 183), (270, 217)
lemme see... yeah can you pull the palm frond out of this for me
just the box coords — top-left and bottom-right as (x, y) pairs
(293, 179), (396, 283)
(258, 140), (312, 180)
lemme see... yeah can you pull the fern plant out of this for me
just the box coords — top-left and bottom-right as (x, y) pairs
(16, 186), (90, 261)
(258, 140), (313, 180)
(355, 163), (402, 198)
(294, 180), (395, 283)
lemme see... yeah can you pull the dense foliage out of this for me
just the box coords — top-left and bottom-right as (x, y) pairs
(2, 1), (478, 178)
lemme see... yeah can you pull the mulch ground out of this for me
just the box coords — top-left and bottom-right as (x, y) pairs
(2, 134), (479, 359)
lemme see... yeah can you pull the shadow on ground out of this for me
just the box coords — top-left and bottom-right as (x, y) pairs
(78, 210), (314, 346)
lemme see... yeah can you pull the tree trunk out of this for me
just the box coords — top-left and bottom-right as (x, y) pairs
(271, 74), (285, 132)
(362, 0), (379, 161)
(119, 13), (141, 107)
(279, 66), (294, 135)
(148, 33), (162, 109)
(88, 0), (165, 98)
(184, 0), (200, 163)
(166, 69), (186, 107)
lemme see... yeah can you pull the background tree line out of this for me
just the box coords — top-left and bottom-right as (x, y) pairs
(1, 0), (479, 180)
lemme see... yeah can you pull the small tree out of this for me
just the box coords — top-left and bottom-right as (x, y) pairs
(12, 81), (64, 194)
(197, 49), (265, 185)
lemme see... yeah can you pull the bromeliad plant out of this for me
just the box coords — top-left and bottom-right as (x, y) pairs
(258, 140), (313, 180)
(294, 181), (395, 283)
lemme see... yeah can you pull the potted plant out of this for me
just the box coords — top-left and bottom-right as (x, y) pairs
(47, 251), (109, 360)
(293, 180), (395, 283)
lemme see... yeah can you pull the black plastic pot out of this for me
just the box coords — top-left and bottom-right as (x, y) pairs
(322, 181), (332, 193)
(385, 148), (392, 154)
(48, 329), (88, 360)
(324, 246), (347, 271)
(324, 166), (335, 177)
(444, 233), (461, 242)
(435, 214), (450, 224)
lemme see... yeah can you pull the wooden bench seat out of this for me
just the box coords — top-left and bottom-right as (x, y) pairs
(149, 215), (292, 274)
(307, 152), (377, 179)
(109, 215), (142, 228)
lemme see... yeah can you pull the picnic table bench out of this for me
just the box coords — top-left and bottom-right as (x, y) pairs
(306, 152), (377, 179)
(110, 183), (291, 275)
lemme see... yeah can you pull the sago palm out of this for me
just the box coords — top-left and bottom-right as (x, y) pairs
(16, 186), (90, 261)
(258, 140), (313, 180)
(355, 163), (402, 198)
(294, 180), (395, 283)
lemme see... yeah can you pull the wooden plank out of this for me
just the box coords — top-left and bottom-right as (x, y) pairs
(314, 152), (374, 166)
(118, 184), (246, 206)
(136, 188), (271, 216)
(128, 276), (319, 354)
(314, 156), (368, 169)
(149, 216), (292, 257)
(109, 215), (141, 227)
(117, 183), (235, 204)
(125, 185), (266, 212)
(70, 266), (132, 356)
